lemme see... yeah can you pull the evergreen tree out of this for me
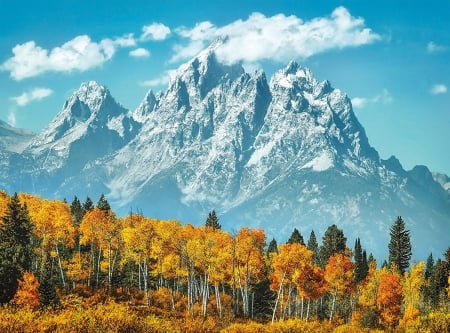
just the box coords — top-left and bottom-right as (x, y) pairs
(424, 259), (448, 308)
(367, 253), (377, 268)
(96, 194), (111, 212)
(39, 260), (60, 308)
(361, 250), (369, 279)
(307, 230), (320, 265)
(354, 238), (365, 284)
(266, 238), (278, 255)
(287, 228), (304, 245)
(319, 224), (346, 266)
(70, 196), (84, 226)
(425, 253), (434, 279)
(252, 279), (275, 319)
(83, 196), (94, 213)
(388, 216), (412, 274)
(205, 210), (221, 229)
(0, 193), (33, 303)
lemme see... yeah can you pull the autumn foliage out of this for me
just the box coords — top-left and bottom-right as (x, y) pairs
(0, 190), (449, 332)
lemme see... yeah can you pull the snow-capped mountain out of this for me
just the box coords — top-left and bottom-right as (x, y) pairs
(1, 42), (449, 259)
(25, 81), (141, 172)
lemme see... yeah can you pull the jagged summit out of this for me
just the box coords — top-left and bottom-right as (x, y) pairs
(1, 42), (449, 259)
(24, 81), (139, 172)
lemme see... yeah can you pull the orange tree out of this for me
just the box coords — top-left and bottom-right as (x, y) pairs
(376, 267), (403, 328)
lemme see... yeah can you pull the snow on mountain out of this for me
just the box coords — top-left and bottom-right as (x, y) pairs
(1, 41), (449, 260)
(0, 119), (35, 153)
(24, 81), (140, 173)
(432, 172), (450, 195)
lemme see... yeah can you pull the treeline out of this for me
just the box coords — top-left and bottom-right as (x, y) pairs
(0, 190), (449, 332)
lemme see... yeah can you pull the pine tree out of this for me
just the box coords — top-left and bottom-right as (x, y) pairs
(287, 228), (304, 245)
(96, 194), (111, 212)
(307, 230), (320, 265)
(267, 238), (278, 255)
(423, 259), (447, 308)
(0, 193), (33, 303)
(83, 196), (94, 213)
(388, 216), (411, 274)
(205, 210), (221, 229)
(39, 260), (60, 308)
(361, 250), (369, 280)
(425, 253), (434, 279)
(70, 196), (84, 226)
(354, 238), (365, 284)
(320, 224), (346, 267)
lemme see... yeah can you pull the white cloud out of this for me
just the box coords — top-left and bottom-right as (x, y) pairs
(140, 69), (177, 88)
(352, 89), (393, 109)
(430, 84), (447, 95)
(171, 7), (381, 65)
(11, 87), (53, 106)
(1, 34), (136, 80)
(427, 41), (447, 54)
(141, 23), (171, 41)
(129, 48), (151, 58)
(351, 97), (368, 109)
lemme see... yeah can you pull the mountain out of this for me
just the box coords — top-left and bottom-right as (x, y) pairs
(0, 119), (34, 153)
(433, 172), (450, 195)
(1, 42), (449, 260)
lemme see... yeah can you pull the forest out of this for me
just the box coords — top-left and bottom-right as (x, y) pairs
(0, 190), (449, 332)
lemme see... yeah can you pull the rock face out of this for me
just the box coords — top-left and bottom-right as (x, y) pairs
(1, 42), (449, 259)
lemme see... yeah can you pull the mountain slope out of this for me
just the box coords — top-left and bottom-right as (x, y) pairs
(1, 42), (449, 260)
(0, 120), (34, 153)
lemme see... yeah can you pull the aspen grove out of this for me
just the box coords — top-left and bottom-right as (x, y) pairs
(0, 190), (449, 332)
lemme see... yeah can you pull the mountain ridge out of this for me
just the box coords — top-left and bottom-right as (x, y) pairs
(1, 42), (449, 259)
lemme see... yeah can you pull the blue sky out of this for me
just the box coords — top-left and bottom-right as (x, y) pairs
(1, 0), (449, 175)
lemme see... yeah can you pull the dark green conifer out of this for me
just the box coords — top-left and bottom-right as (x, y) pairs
(267, 238), (278, 255)
(83, 196), (94, 213)
(319, 224), (346, 266)
(0, 193), (33, 303)
(287, 228), (304, 245)
(354, 238), (364, 284)
(425, 253), (434, 279)
(39, 260), (60, 308)
(388, 216), (411, 274)
(205, 210), (221, 230)
(96, 194), (111, 212)
(307, 230), (320, 265)
(70, 196), (84, 226)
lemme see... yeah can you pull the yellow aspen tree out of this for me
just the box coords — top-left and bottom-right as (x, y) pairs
(209, 228), (233, 319)
(270, 243), (313, 322)
(0, 190), (9, 218)
(324, 252), (355, 322)
(79, 207), (110, 288)
(18, 195), (75, 289)
(233, 228), (266, 318)
(357, 260), (380, 327)
(448, 274), (450, 298)
(400, 261), (424, 326)
(121, 215), (157, 305)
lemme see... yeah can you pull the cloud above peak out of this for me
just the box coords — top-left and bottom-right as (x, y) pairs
(1, 34), (136, 80)
(171, 7), (381, 64)
(11, 87), (53, 106)
(141, 23), (171, 41)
